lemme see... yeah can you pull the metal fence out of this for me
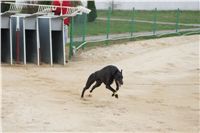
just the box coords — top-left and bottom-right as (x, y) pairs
(70, 7), (200, 58)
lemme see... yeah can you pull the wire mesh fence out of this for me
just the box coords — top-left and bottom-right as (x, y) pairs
(70, 6), (200, 58)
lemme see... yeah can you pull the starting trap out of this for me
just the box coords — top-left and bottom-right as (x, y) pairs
(1, 2), (90, 66)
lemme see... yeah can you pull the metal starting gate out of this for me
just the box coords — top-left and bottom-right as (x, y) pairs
(0, 2), (90, 66)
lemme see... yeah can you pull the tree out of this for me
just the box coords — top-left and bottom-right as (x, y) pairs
(109, 0), (119, 13)
(87, 0), (97, 22)
(1, 1), (12, 13)
(71, 0), (82, 7)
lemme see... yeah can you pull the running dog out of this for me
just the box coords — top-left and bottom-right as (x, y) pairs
(81, 65), (123, 99)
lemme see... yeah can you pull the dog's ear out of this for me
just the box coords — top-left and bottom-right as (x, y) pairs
(121, 69), (123, 74)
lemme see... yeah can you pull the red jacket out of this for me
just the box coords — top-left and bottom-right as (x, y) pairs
(52, 0), (71, 25)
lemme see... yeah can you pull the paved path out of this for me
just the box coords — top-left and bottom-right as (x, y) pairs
(73, 28), (200, 43)
(97, 17), (200, 27)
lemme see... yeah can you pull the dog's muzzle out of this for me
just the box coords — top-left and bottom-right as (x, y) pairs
(117, 81), (123, 87)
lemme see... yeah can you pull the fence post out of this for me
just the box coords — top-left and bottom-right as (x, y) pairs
(106, 6), (111, 45)
(152, 8), (157, 35)
(69, 17), (74, 59)
(131, 7), (135, 38)
(82, 13), (87, 49)
(176, 8), (180, 33)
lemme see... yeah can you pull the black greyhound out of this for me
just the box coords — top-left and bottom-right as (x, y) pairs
(81, 65), (123, 98)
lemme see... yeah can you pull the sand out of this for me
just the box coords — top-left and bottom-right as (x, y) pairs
(1, 35), (199, 132)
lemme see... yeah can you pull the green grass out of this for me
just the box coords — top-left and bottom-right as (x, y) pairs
(83, 20), (197, 36)
(97, 10), (200, 24)
(71, 10), (200, 37)
(72, 10), (200, 37)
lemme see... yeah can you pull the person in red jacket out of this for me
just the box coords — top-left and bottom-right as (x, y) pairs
(52, 0), (72, 63)
(52, 0), (71, 26)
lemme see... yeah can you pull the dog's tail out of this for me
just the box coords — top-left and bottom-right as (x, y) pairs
(85, 73), (96, 88)
(81, 73), (96, 98)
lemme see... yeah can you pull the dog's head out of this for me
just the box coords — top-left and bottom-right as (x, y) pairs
(114, 70), (123, 87)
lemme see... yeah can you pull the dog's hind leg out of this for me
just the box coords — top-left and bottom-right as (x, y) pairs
(90, 81), (102, 93)
(81, 73), (96, 98)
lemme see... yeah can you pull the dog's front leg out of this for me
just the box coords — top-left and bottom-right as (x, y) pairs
(106, 85), (118, 98)
(106, 85), (115, 93)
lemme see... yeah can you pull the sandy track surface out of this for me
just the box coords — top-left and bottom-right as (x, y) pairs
(1, 35), (199, 132)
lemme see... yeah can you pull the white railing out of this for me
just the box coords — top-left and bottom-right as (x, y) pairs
(2, 2), (91, 17)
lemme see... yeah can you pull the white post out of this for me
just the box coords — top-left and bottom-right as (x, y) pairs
(16, 16), (20, 31)
(23, 18), (26, 65)
(60, 0), (63, 15)
(63, 21), (66, 65)
(49, 18), (53, 66)
(10, 18), (13, 65)
(36, 18), (40, 66)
